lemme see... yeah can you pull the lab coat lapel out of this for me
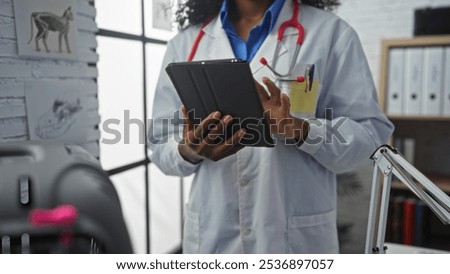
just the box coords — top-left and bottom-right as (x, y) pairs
(251, 0), (299, 78)
(197, 1), (300, 74)
(201, 17), (235, 60)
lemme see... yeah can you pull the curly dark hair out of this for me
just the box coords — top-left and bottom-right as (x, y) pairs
(175, 0), (341, 29)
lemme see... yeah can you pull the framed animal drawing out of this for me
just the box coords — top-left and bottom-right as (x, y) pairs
(144, 0), (177, 41)
(152, 0), (172, 31)
(13, 0), (78, 60)
(24, 80), (94, 145)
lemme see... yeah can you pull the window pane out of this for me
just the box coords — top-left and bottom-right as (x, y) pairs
(96, 0), (142, 35)
(150, 164), (182, 253)
(146, 43), (167, 117)
(111, 166), (146, 254)
(147, 43), (183, 253)
(97, 37), (145, 170)
(143, 0), (177, 40)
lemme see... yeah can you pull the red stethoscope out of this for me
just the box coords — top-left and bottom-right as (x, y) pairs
(187, 0), (305, 83)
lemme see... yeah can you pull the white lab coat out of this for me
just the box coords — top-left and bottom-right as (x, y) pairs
(149, 0), (394, 253)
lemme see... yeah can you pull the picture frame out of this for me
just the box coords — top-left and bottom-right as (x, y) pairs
(13, 0), (78, 60)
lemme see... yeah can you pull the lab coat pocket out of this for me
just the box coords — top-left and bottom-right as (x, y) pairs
(287, 210), (338, 254)
(278, 63), (320, 119)
(183, 207), (200, 253)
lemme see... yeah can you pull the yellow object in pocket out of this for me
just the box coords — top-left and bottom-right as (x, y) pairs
(289, 80), (319, 113)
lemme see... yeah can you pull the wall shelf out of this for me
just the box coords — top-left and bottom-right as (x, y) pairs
(380, 35), (450, 251)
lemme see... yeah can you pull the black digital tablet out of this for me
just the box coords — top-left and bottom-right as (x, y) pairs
(165, 58), (274, 147)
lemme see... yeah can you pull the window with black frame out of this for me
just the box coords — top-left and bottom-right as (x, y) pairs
(95, 0), (191, 254)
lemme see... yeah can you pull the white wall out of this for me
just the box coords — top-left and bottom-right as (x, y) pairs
(335, 0), (450, 93)
(0, 0), (100, 156)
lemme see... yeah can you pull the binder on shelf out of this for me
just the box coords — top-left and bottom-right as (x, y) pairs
(403, 138), (415, 165)
(390, 196), (406, 243)
(403, 47), (423, 115)
(403, 198), (416, 245)
(414, 200), (427, 247)
(386, 48), (404, 115)
(422, 47), (444, 116)
(444, 47), (450, 116)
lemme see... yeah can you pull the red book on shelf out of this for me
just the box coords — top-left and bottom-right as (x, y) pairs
(403, 199), (416, 245)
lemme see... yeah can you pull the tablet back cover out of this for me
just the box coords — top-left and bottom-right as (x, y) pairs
(166, 59), (274, 147)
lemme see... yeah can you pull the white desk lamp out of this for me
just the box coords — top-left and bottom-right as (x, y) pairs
(365, 145), (450, 254)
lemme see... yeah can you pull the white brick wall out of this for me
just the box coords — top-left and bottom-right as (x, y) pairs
(0, 0), (100, 157)
(335, 0), (450, 92)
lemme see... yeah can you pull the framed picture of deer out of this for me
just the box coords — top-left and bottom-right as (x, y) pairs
(13, 0), (78, 60)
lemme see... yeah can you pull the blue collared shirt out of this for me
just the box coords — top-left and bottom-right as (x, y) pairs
(220, 0), (285, 61)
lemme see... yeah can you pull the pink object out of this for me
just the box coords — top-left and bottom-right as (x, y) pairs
(259, 57), (268, 66)
(30, 204), (78, 227)
(296, 76), (305, 82)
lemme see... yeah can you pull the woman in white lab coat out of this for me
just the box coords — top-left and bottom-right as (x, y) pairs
(149, 0), (394, 253)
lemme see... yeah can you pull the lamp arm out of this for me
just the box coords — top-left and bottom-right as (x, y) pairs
(365, 145), (450, 254)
